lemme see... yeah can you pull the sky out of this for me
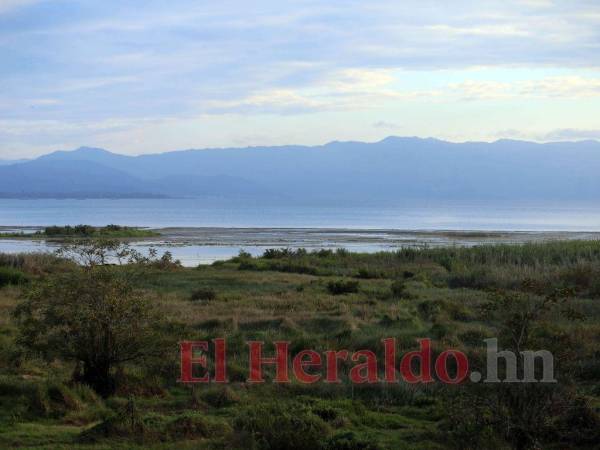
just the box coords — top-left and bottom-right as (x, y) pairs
(1, 0), (600, 158)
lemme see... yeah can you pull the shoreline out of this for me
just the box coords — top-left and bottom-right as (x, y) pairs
(2, 225), (600, 248)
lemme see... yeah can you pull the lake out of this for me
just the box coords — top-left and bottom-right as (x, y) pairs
(2, 199), (600, 230)
(1, 199), (600, 266)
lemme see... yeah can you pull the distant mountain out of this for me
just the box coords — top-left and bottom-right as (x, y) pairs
(0, 159), (162, 198)
(2, 138), (600, 203)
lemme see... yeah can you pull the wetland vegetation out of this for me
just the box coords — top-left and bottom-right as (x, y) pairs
(0, 239), (599, 448)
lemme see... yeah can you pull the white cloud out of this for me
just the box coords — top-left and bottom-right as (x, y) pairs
(426, 24), (531, 37)
(373, 121), (402, 130)
(447, 76), (600, 100)
(2, 0), (600, 153)
(56, 76), (139, 92)
(541, 128), (600, 141)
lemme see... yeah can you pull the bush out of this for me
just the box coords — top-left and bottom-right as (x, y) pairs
(390, 280), (408, 298)
(238, 260), (259, 271)
(355, 268), (382, 279)
(80, 399), (227, 443)
(551, 397), (600, 446)
(267, 261), (319, 275)
(262, 248), (306, 259)
(190, 287), (217, 301)
(199, 385), (240, 408)
(0, 266), (28, 287)
(15, 257), (167, 397)
(327, 280), (359, 295)
(233, 401), (330, 450)
(447, 268), (490, 289)
(167, 412), (231, 440)
(326, 431), (382, 450)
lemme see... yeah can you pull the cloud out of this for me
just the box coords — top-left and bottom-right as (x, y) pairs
(199, 68), (405, 114)
(2, 0), (600, 154)
(373, 121), (401, 130)
(425, 24), (531, 37)
(56, 76), (139, 92)
(541, 128), (600, 141)
(495, 128), (600, 142)
(204, 89), (327, 114)
(445, 76), (600, 100)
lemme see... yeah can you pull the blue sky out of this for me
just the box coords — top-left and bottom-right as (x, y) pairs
(1, 0), (600, 157)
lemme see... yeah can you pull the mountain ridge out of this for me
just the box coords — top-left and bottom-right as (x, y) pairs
(2, 137), (600, 203)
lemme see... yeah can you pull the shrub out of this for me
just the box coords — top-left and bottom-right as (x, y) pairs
(559, 263), (594, 290)
(15, 257), (168, 397)
(327, 280), (359, 295)
(355, 268), (382, 279)
(551, 397), (600, 446)
(238, 260), (259, 271)
(447, 268), (490, 289)
(326, 431), (382, 450)
(190, 287), (217, 301)
(199, 385), (240, 408)
(262, 248), (306, 259)
(267, 261), (319, 275)
(233, 401), (330, 450)
(167, 412), (231, 440)
(237, 250), (252, 259)
(0, 266), (28, 287)
(390, 280), (408, 298)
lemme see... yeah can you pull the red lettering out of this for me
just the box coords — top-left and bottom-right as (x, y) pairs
(382, 338), (397, 382)
(213, 338), (227, 383)
(435, 350), (469, 384)
(324, 350), (349, 383)
(293, 350), (322, 383)
(349, 350), (378, 384)
(400, 338), (433, 383)
(179, 341), (209, 383)
(247, 341), (290, 383)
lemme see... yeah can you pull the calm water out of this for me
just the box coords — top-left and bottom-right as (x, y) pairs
(1, 199), (600, 266)
(1, 199), (600, 230)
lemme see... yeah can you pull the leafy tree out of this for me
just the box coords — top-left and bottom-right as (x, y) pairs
(14, 240), (167, 397)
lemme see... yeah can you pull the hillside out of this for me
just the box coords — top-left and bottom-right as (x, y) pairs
(2, 137), (600, 203)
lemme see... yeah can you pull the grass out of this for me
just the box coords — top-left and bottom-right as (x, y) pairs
(0, 240), (599, 448)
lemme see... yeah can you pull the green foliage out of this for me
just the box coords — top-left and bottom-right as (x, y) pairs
(41, 224), (158, 238)
(0, 224), (158, 239)
(355, 268), (383, 279)
(14, 242), (168, 397)
(390, 279), (408, 298)
(0, 266), (28, 287)
(199, 385), (240, 408)
(327, 279), (360, 295)
(190, 287), (217, 301)
(326, 431), (382, 450)
(1, 239), (600, 448)
(233, 401), (331, 449)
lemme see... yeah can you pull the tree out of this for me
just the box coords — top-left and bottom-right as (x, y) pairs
(14, 240), (167, 397)
(441, 284), (588, 450)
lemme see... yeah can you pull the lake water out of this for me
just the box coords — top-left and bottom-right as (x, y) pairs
(1, 199), (600, 266)
(1, 199), (600, 230)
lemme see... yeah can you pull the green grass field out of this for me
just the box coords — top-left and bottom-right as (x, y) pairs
(0, 240), (599, 449)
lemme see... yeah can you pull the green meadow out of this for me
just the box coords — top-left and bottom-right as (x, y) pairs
(0, 240), (599, 449)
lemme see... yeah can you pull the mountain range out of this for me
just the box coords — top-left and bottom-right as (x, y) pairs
(1, 137), (599, 204)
